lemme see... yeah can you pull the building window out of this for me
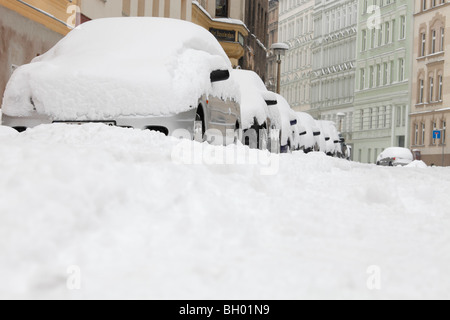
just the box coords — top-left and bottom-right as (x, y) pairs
(400, 16), (406, 40)
(383, 106), (387, 128)
(433, 122), (438, 145)
(419, 79), (424, 103)
(439, 75), (443, 101)
(443, 121), (447, 144)
(369, 66), (374, 88)
(362, 30), (367, 51)
(383, 63), (388, 85)
(432, 30), (437, 54)
(421, 33), (426, 56)
(360, 110), (364, 130)
(376, 64), (381, 86)
(385, 22), (390, 45)
(415, 124), (419, 145)
(369, 108), (373, 129)
(422, 123), (426, 145)
(216, 0), (228, 18)
(441, 27), (445, 52)
(360, 68), (365, 90)
(371, 28), (376, 48)
(430, 76), (434, 102)
(399, 59), (405, 82)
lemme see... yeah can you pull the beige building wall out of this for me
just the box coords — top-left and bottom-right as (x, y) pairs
(410, 0), (450, 166)
(80, 0), (192, 21)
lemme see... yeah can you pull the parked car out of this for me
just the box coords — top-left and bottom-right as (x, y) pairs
(275, 94), (300, 153)
(295, 112), (319, 153)
(376, 147), (414, 166)
(231, 69), (278, 151)
(1, 18), (241, 146)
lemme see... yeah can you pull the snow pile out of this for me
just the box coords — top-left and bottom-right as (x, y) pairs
(2, 18), (239, 120)
(1, 124), (450, 299)
(377, 147), (414, 162)
(0, 125), (18, 137)
(405, 160), (428, 168)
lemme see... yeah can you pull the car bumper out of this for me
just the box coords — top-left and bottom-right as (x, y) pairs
(1, 108), (197, 136)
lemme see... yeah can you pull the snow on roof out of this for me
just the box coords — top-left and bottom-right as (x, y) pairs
(271, 43), (290, 51)
(2, 18), (239, 120)
(192, 1), (250, 32)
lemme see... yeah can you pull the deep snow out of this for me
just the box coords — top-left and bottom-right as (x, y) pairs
(0, 124), (449, 299)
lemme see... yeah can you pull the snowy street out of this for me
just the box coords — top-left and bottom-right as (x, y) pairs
(0, 124), (449, 299)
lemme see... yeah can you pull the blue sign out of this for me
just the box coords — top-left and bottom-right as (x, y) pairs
(433, 130), (441, 139)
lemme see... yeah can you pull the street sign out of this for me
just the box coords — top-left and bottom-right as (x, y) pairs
(433, 130), (441, 139)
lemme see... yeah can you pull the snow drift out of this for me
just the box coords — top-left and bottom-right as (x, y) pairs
(2, 18), (239, 120)
(1, 124), (449, 299)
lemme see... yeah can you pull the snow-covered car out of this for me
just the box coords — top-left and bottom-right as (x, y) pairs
(296, 112), (321, 153)
(231, 69), (278, 150)
(1, 18), (241, 145)
(376, 147), (414, 167)
(275, 94), (299, 153)
(316, 120), (334, 156)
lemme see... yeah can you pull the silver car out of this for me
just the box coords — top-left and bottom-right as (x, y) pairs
(1, 18), (241, 145)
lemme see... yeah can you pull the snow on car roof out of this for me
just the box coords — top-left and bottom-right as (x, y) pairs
(2, 18), (239, 120)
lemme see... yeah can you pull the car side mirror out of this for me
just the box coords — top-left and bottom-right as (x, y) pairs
(210, 70), (230, 83)
(265, 100), (277, 106)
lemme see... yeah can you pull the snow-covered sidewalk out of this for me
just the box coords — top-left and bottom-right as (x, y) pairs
(0, 124), (449, 299)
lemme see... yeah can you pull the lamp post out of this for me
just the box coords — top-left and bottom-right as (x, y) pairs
(271, 43), (289, 94)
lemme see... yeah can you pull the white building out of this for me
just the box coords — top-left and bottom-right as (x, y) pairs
(310, 0), (358, 147)
(278, 0), (315, 112)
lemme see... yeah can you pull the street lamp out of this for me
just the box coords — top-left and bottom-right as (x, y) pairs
(271, 43), (289, 94)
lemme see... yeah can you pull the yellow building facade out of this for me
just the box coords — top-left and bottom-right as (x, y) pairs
(0, 0), (77, 107)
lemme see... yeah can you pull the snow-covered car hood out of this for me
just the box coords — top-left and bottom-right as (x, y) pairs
(2, 18), (239, 120)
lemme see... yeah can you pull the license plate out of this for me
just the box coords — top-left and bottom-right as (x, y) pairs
(54, 121), (116, 126)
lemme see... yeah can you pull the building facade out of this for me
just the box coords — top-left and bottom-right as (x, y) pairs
(0, 0), (76, 108)
(78, 0), (248, 68)
(352, 0), (413, 164)
(266, 0), (279, 92)
(310, 0), (358, 147)
(278, 0), (314, 112)
(242, 0), (268, 81)
(80, 0), (192, 21)
(192, 0), (248, 68)
(410, 0), (450, 166)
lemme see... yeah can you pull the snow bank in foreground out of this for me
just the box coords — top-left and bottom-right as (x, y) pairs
(2, 18), (238, 120)
(0, 124), (449, 299)
(0, 125), (18, 137)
